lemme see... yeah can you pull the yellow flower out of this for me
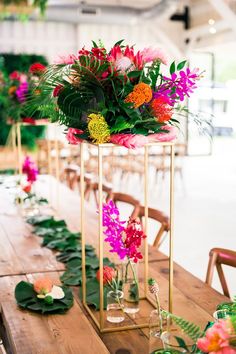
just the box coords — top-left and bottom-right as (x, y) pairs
(88, 113), (110, 144)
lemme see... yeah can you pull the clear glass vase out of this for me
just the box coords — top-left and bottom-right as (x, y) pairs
(161, 331), (196, 353)
(149, 309), (164, 353)
(123, 260), (139, 314)
(106, 290), (125, 324)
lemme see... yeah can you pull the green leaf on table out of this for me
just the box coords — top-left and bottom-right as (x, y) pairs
(15, 281), (73, 314)
(79, 278), (109, 310)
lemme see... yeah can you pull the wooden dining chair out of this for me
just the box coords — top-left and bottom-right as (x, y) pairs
(106, 192), (140, 219)
(62, 165), (92, 192)
(205, 247), (236, 298)
(85, 181), (113, 206)
(136, 206), (170, 248)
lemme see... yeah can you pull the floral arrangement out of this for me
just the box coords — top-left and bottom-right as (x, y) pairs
(102, 200), (146, 308)
(1, 62), (46, 123)
(149, 279), (236, 354)
(0, 0), (48, 18)
(27, 40), (201, 148)
(15, 277), (73, 314)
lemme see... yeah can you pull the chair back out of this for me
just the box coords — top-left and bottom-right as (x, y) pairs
(205, 247), (236, 298)
(107, 192), (140, 220)
(137, 206), (170, 248)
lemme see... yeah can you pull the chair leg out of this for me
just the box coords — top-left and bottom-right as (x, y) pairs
(216, 263), (230, 298)
(205, 251), (217, 286)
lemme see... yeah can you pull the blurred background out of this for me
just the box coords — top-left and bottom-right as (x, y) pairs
(0, 0), (235, 297)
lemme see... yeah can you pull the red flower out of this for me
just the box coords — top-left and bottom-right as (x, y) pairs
(22, 117), (36, 125)
(22, 183), (31, 194)
(66, 128), (83, 145)
(9, 71), (21, 81)
(53, 84), (64, 97)
(96, 266), (116, 285)
(150, 97), (173, 123)
(91, 47), (107, 60)
(124, 219), (146, 263)
(29, 63), (46, 74)
(78, 47), (90, 56)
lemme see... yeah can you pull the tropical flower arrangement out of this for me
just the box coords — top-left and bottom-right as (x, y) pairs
(0, 0), (48, 18)
(27, 40), (201, 148)
(15, 277), (73, 314)
(102, 200), (146, 312)
(1, 62), (47, 123)
(149, 279), (236, 354)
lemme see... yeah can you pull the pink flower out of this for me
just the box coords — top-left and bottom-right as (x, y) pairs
(9, 71), (21, 81)
(66, 128), (83, 145)
(148, 125), (178, 143)
(54, 54), (77, 65)
(29, 63), (46, 74)
(141, 47), (168, 65)
(108, 45), (143, 72)
(110, 133), (148, 149)
(197, 320), (235, 354)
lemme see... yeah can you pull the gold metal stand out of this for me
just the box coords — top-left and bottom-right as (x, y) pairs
(80, 141), (175, 333)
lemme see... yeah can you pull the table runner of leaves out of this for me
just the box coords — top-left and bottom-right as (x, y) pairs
(27, 213), (114, 309)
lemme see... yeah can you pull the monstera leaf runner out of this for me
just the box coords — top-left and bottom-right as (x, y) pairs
(15, 281), (73, 314)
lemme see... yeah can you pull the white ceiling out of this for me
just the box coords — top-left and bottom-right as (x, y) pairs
(47, 0), (163, 9)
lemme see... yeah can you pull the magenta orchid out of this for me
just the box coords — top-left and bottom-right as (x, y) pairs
(22, 156), (38, 183)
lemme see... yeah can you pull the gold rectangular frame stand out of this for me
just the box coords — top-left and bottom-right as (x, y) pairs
(80, 142), (175, 333)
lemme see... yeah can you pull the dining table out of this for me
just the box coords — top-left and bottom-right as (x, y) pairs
(0, 175), (229, 354)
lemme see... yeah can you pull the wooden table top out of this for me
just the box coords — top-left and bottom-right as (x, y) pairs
(0, 175), (229, 354)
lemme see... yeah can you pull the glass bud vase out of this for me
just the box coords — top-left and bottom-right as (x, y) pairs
(123, 260), (140, 314)
(106, 290), (125, 324)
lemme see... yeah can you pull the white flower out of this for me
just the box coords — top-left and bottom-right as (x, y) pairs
(46, 285), (65, 300)
(115, 56), (134, 72)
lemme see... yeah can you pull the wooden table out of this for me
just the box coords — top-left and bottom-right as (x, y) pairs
(0, 176), (229, 354)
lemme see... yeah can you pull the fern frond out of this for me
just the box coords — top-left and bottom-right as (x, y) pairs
(162, 311), (204, 342)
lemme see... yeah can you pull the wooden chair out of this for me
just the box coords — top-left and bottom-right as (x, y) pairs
(205, 247), (236, 298)
(106, 192), (140, 219)
(136, 206), (170, 248)
(61, 165), (92, 192)
(85, 181), (113, 206)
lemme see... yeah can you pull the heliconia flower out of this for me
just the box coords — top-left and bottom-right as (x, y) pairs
(53, 84), (64, 97)
(110, 133), (148, 149)
(96, 266), (116, 285)
(197, 320), (234, 354)
(148, 125), (177, 143)
(22, 183), (32, 194)
(66, 128), (84, 145)
(140, 47), (168, 65)
(33, 278), (53, 295)
(9, 71), (21, 81)
(87, 113), (110, 144)
(150, 96), (173, 122)
(29, 63), (46, 74)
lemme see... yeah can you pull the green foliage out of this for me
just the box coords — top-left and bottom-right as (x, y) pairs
(162, 311), (204, 342)
(15, 281), (73, 314)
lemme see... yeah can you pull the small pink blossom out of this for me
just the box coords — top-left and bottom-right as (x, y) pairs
(66, 128), (83, 145)
(141, 47), (168, 65)
(148, 125), (177, 143)
(54, 54), (77, 65)
(110, 133), (148, 149)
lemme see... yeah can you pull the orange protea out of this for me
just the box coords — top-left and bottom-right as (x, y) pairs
(96, 266), (116, 285)
(33, 278), (53, 295)
(150, 97), (173, 123)
(125, 82), (152, 108)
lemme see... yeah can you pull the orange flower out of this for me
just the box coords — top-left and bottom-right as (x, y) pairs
(8, 86), (17, 95)
(150, 97), (173, 122)
(33, 278), (53, 295)
(125, 82), (152, 108)
(96, 266), (116, 285)
(22, 183), (31, 194)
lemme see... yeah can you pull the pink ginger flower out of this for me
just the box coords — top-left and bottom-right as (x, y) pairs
(110, 133), (148, 149)
(148, 125), (178, 143)
(141, 47), (168, 65)
(66, 128), (83, 145)
(197, 320), (236, 354)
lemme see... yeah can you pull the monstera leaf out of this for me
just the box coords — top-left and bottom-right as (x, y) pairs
(15, 281), (73, 314)
(80, 278), (109, 310)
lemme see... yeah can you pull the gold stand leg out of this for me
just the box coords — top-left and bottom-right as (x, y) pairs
(144, 145), (149, 296)
(98, 145), (104, 330)
(16, 123), (22, 175)
(80, 143), (86, 304)
(169, 145), (175, 313)
(54, 126), (60, 209)
(12, 124), (17, 174)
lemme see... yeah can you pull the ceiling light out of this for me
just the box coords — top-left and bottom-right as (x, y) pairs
(208, 18), (215, 25)
(209, 27), (217, 34)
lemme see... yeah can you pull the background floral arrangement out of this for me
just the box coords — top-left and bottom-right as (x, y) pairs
(27, 40), (201, 148)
